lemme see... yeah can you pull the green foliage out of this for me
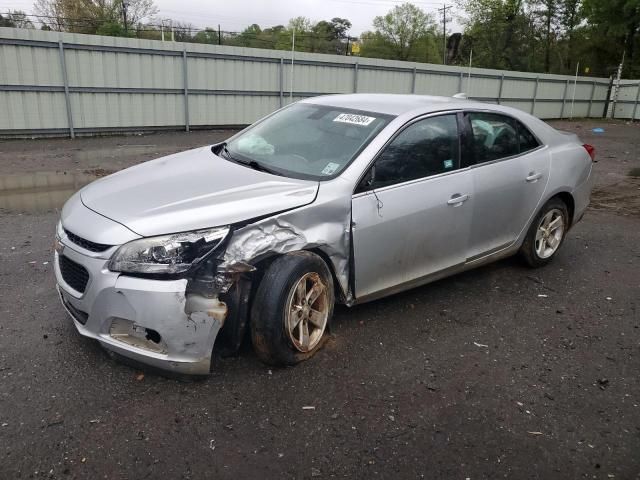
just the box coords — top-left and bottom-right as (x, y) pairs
(13, 0), (639, 77)
(96, 21), (129, 37)
(223, 17), (352, 55)
(458, 0), (640, 77)
(360, 3), (438, 61)
(34, 0), (157, 35)
(193, 28), (220, 45)
(581, 0), (640, 76)
(0, 10), (35, 28)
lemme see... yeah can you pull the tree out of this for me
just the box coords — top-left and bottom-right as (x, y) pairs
(329, 17), (351, 39)
(0, 10), (35, 29)
(582, 0), (640, 76)
(558, 0), (581, 70)
(33, 0), (157, 35)
(225, 23), (288, 49)
(457, 0), (532, 70)
(532, 0), (559, 72)
(309, 18), (352, 54)
(193, 28), (219, 45)
(368, 3), (438, 60)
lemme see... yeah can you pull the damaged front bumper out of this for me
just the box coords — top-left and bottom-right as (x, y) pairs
(54, 244), (227, 375)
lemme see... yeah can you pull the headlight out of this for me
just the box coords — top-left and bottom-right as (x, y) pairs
(108, 226), (229, 275)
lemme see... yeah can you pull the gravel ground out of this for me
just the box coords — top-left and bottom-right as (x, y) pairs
(0, 120), (638, 479)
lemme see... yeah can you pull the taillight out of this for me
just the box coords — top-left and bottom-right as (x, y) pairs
(583, 144), (596, 161)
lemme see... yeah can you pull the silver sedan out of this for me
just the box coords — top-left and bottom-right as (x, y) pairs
(54, 94), (594, 374)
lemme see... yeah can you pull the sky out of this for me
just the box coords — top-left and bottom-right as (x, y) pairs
(2, 0), (462, 36)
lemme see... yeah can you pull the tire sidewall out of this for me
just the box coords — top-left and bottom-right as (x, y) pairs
(251, 252), (335, 366)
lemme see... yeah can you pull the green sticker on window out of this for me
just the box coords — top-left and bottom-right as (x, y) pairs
(444, 159), (453, 169)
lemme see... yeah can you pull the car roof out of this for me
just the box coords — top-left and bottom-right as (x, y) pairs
(301, 94), (474, 116)
(301, 93), (558, 144)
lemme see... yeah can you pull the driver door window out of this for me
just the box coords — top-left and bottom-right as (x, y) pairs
(362, 114), (460, 191)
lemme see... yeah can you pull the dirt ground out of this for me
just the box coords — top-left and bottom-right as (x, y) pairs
(0, 120), (638, 479)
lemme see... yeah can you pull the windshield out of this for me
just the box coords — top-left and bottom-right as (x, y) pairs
(224, 103), (393, 180)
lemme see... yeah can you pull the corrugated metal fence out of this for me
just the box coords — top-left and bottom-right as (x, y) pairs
(0, 27), (636, 138)
(610, 79), (640, 119)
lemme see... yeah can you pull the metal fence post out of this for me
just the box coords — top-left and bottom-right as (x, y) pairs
(497, 74), (504, 105)
(560, 79), (569, 118)
(58, 40), (74, 139)
(632, 83), (640, 121)
(411, 66), (417, 94)
(587, 80), (596, 118)
(279, 58), (284, 108)
(353, 62), (358, 93)
(182, 49), (190, 132)
(531, 77), (539, 115)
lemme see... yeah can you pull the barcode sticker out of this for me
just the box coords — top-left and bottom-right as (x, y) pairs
(321, 162), (340, 175)
(333, 113), (376, 126)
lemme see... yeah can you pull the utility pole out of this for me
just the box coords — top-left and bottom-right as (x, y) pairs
(122, 0), (129, 35)
(290, 29), (295, 101)
(438, 4), (452, 65)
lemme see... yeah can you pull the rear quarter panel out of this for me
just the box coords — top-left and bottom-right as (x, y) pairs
(546, 132), (593, 224)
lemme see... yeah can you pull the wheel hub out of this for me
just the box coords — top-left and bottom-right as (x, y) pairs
(535, 208), (565, 259)
(285, 272), (329, 353)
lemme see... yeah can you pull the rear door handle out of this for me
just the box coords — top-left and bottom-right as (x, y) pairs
(447, 193), (470, 206)
(526, 172), (542, 182)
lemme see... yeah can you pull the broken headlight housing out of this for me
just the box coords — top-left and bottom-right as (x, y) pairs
(108, 226), (229, 275)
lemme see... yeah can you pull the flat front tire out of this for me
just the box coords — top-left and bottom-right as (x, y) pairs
(520, 197), (569, 267)
(251, 251), (334, 366)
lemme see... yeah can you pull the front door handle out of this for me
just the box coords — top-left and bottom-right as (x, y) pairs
(526, 172), (543, 182)
(447, 193), (470, 206)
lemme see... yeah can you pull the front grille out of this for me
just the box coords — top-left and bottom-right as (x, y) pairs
(64, 228), (111, 253)
(59, 255), (90, 293)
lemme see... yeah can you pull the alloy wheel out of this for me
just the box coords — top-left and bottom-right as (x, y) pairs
(285, 272), (329, 352)
(535, 208), (565, 259)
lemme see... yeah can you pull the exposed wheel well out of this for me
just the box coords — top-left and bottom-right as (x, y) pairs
(252, 249), (347, 304)
(306, 248), (347, 303)
(551, 192), (575, 226)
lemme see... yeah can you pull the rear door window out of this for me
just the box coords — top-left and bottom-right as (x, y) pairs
(464, 112), (542, 166)
(517, 122), (540, 153)
(466, 112), (519, 164)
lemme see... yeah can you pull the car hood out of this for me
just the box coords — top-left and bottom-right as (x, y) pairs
(80, 147), (319, 237)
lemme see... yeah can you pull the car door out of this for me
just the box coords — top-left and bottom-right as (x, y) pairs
(462, 112), (550, 262)
(351, 113), (474, 299)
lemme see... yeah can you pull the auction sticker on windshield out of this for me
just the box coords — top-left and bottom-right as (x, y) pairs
(333, 113), (376, 126)
(321, 162), (340, 175)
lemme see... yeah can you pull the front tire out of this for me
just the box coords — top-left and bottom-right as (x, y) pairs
(519, 197), (569, 268)
(251, 251), (334, 366)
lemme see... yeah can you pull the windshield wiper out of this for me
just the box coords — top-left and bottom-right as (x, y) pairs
(217, 143), (282, 176)
(241, 159), (282, 175)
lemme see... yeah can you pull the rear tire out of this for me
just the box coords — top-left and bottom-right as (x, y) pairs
(251, 251), (334, 366)
(519, 197), (569, 268)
